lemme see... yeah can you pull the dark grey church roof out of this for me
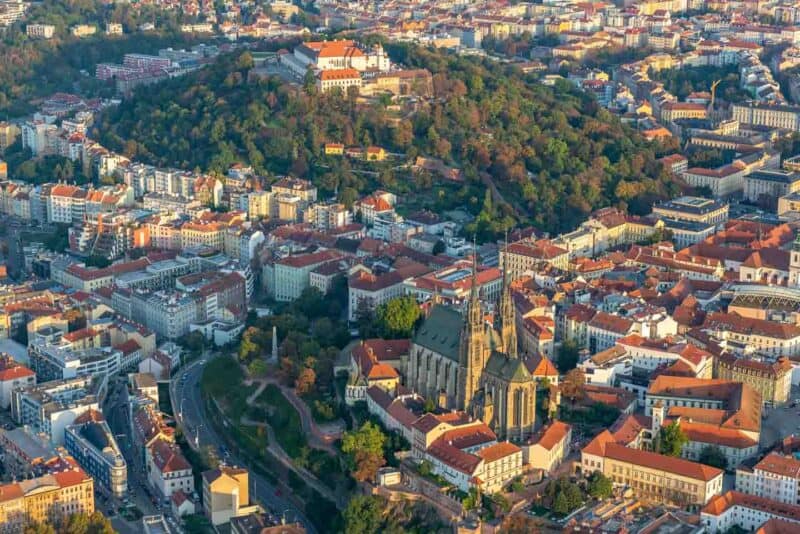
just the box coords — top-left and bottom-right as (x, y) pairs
(412, 305), (463, 362)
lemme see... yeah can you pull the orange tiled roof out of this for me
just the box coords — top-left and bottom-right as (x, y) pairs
(475, 442), (521, 463)
(755, 453), (800, 478)
(702, 491), (800, 521)
(531, 421), (571, 450)
(604, 442), (722, 481)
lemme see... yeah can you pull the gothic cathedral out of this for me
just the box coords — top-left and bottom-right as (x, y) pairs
(409, 258), (536, 442)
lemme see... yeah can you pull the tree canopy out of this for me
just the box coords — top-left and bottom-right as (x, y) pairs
(0, 0), (207, 117)
(341, 421), (387, 482)
(95, 42), (682, 237)
(587, 471), (613, 499)
(657, 421), (688, 458)
(375, 296), (422, 338)
(556, 340), (580, 373)
(24, 512), (115, 534)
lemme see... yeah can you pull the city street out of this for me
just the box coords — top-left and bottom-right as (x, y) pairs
(103, 376), (161, 533)
(172, 354), (315, 533)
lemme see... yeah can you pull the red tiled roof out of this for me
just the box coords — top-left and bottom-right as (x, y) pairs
(73, 409), (104, 424)
(588, 311), (634, 335)
(63, 328), (98, 343)
(0, 483), (23, 503)
(441, 423), (496, 450)
(604, 442), (722, 481)
(702, 491), (800, 521)
(530, 421), (571, 450)
(610, 413), (650, 446)
(756, 453), (800, 478)
(475, 441), (521, 463)
(348, 270), (404, 291)
(582, 429), (616, 457)
(52, 467), (92, 488)
(506, 239), (568, 260)
(149, 437), (190, 474)
(677, 420), (757, 449)
(277, 250), (341, 268)
(756, 518), (800, 534)
(319, 68), (361, 81)
(0, 362), (34, 381)
(427, 439), (482, 475)
(114, 339), (141, 355)
(524, 353), (558, 378)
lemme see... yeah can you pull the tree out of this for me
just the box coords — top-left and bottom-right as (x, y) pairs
(556, 340), (580, 373)
(699, 445), (727, 470)
(248, 359), (268, 377)
(341, 422), (387, 482)
(295, 366), (316, 395)
(375, 296), (421, 338)
(199, 446), (221, 470)
(657, 422), (688, 457)
(553, 491), (570, 515)
(588, 471), (613, 499)
(303, 68), (317, 95)
(180, 331), (206, 357)
(560, 368), (586, 403)
(24, 524), (55, 534)
(462, 487), (480, 511)
(183, 514), (213, 534)
(342, 495), (384, 534)
(86, 511), (115, 534)
(62, 513), (90, 534)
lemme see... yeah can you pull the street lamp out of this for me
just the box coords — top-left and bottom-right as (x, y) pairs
(282, 509), (297, 525)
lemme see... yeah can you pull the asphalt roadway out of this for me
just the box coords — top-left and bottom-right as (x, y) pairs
(172, 355), (315, 533)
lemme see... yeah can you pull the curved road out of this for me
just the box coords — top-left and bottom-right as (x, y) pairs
(172, 356), (316, 533)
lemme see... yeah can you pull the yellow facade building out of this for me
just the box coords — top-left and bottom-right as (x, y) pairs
(716, 354), (792, 406)
(0, 466), (94, 533)
(202, 467), (260, 526)
(582, 430), (723, 509)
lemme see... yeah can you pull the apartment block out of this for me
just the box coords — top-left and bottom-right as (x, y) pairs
(717, 354), (792, 407)
(64, 416), (127, 498)
(0, 355), (35, 409)
(0, 465), (94, 533)
(736, 453), (800, 506)
(11, 376), (101, 445)
(146, 437), (193, 499)
(202, 467), (260, 526)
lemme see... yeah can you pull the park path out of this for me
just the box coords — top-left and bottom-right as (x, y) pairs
(238, 413), (345, 508)
(243, 369), (342, 455)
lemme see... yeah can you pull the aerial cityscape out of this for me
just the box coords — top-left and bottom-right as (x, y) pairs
(6, 0), (800, 533)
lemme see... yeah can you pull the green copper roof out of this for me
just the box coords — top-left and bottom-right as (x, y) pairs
(484, 352), (531, 383)
(412, 305), (463, 362)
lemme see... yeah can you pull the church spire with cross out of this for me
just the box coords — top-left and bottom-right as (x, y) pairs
(497, 232), (518, 358)
(458, 237), (485, 410)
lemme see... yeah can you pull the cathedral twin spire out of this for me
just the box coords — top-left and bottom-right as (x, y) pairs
(497, 234), (518, 359)
(463, 235), (518, 358)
